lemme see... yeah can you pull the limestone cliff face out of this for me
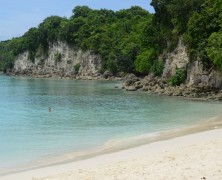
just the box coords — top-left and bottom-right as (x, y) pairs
(14, 52), (33, 71)
(12, 39), (222, 88)
(162, 38), (189, 78)
(187, 61), (222, 88)
(14, 42), (101, 78)
(162, 38), (222, 89)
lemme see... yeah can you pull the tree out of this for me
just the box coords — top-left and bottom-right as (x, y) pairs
(38, 16), (67, 46)
(185, 0), (222, 68)
(207, 31), (222, 70)
(135, 49), (157, 74)
(71, 6), (92, 18)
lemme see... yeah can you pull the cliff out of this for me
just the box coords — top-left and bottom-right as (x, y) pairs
(123, 38), (222, 100)
(8, 38), (222, 100)
(11, 42), (102, 79)
(161, 38), (222, 89)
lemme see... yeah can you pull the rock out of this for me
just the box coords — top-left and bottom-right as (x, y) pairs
(116, 72), (125, 78)
(155, 85), (162, 94)
(134, 81), (143, 90)
(12, 41), (102, 78)
(162, 37), (189, 78)
(67, 60), (72, 64)
(122, 73), (140, 88)
(172, 87), (182, 96)
(213, 93), (222, 101)
(125, 86), (137, 91)
(122, 74), (140, 91)
(124, 73), (139, 81)
(103, 70), (113, 79)
(142, 86), (149, 91)
(163, 87), (173, 96)
(187, 60), (222, 89)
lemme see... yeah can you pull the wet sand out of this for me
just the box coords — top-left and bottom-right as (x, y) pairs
(1, 127), (222, 180)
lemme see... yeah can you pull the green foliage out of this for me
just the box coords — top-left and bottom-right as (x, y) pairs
(72, 6), (93, 18)
(207, 31), (222, 70)
(28, 51), (36, 62)
(38, 16), (67, 48)
(2, 1), (222, 78)
(0, 41), (16, 71)
(185, 0), (222, 69)
(106, 59), (118, 75)
(74, 63), (80, 73)
(150, 0), (204, 51)
(67, 6), (150, 74)
(0, 5), (153, 75)
(151, 59), (164, 76)
(135, 49), (157, 74)
(169, 68), (187, 86)
(54, 52), (62, 63)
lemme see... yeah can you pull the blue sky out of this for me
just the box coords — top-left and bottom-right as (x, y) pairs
(0, 0), (154, 41)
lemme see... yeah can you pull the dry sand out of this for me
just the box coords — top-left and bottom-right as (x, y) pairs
(1, 128), (222, 180)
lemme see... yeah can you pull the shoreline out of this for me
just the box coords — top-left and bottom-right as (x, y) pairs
(1, 116), (222, 180)
(123, 73), (222, 101)
(3, 72), (123, 81)
(4, 72), (222, 101)
(1, 128), (222, 180)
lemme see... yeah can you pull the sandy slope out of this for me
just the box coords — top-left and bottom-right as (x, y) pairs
(1, 129), (222, 180)
(0, 129), (222, 180)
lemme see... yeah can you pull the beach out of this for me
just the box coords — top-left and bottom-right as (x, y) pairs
(1, 128), (222, 180)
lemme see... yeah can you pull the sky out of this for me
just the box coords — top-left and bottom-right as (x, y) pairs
(0, 0), (154, 41)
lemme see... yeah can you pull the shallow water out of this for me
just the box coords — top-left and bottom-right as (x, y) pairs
(0, 75), (222, 174)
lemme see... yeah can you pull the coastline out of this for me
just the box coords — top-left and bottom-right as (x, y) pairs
(1, 117), (222, 180)
(123, 74), (222, 101)
(5, 72), (222, 101)
(1, 75), (222, 179)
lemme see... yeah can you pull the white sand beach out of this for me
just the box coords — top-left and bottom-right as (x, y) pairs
(1, 128), (222, 180)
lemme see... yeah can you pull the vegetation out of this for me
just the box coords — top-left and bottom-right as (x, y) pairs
(1, 1), (222, 85)
(169, 68), (187, 86)
(74, 63), (80, 73)
(0, 6), (152, 74)
(185, 0), (222, 69)
(54, 52), (62, 64)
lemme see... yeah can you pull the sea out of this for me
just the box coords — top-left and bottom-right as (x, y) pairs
(0, 75), (222, 175)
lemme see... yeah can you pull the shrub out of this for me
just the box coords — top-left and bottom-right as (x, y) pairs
(28, 51), (36, 63)
(54, 52), (62, 64)
(135, 49), (157, 74)
(169, 68), (187, 86)
(151, 59), (164, 76)
(207, 31), (222, 70)
(74, 63), (80, 73)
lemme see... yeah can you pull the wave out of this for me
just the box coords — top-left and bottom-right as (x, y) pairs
(1, 115), (222, 176)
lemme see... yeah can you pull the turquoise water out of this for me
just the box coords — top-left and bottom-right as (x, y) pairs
(0, 75), (222, 173)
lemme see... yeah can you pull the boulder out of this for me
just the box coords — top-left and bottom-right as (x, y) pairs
(103, 70), (113, 79)
(125, 86), (137, 91)
(134, 81), (143, 90)
(123, 73), (140, 86)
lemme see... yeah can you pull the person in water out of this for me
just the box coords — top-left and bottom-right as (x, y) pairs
(48, 107), (52, 112)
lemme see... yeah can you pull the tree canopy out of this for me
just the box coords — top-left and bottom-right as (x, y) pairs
(1, 1), (222, 76)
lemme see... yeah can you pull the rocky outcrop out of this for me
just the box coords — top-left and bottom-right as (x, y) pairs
(8, 37), (222, 100)
(122, 73), (140, 91)
(11, 42), (102, 79)
(103, 70), (113, 79)
(162, 38), (189, 78)
(122, 37), (222, 101)
(161, 37), (222, 89)
(187, 61), (222, 88)
(123, 73), (222, 100)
